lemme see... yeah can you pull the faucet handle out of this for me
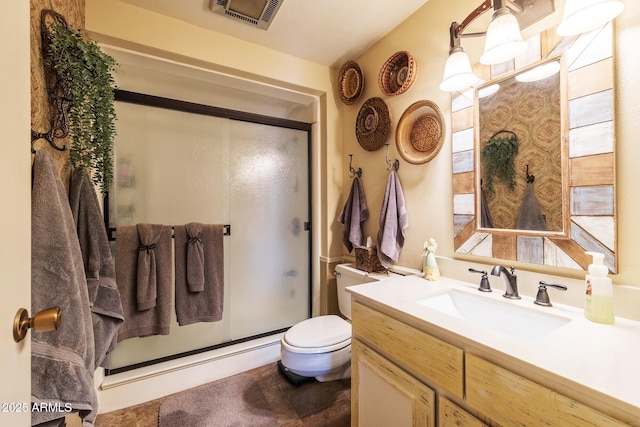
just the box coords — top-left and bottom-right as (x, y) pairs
(535, 281), (568, 307)
(468, 268), (492, 292)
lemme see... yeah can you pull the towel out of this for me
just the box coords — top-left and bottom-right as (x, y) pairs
(376, 171), (409, 268)
(516, 182), (547, 231)
(337, 176), (368, 252)
(115, 224), (172, 341)
(31, 151), (97, 426)
(480, 186), (494, 228)
(186, 222), (205, 292)
(69, 168), (124, 369)
(174, 224), (225, 326)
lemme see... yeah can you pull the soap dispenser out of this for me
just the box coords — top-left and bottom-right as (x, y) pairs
(584, 251), (614, 324)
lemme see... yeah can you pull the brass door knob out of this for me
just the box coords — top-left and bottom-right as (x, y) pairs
(13, 307), (61, 343)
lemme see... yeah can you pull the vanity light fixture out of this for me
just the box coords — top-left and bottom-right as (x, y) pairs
(480, 1), (528, 65)
(440, 0), (529, 92)
(557, 0), (624, 37)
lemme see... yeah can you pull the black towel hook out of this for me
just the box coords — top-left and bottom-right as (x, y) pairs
(526, 164), (535, 183)
(348, 154), (362, 178)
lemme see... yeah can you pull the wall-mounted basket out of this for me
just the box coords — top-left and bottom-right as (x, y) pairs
(396, 100), (445, 165)
(337, 60), (364, 105)
(378, 51), (417, 96)
(355, 97), (391, 151)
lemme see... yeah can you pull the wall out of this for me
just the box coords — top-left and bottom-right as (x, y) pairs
(85, 0), (347, 318)
(342, 0), (640, 319)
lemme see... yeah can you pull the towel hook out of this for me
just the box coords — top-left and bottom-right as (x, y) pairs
(385, 144), (399, 171)
(349, 154), (362, 178)
(526, 164), (535, 183)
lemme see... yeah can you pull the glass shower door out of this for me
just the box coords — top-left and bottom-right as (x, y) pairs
(228, 121), (310, 338)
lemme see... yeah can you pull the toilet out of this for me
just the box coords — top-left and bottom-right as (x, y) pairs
(279, 263), (395, 382)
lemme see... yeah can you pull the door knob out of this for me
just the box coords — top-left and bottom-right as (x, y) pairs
(13, 307), (61, 343)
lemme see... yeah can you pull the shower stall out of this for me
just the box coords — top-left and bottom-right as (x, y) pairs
(106, 92), (311, 373)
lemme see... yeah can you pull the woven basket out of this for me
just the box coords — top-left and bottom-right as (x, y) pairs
(354, 246), (385, 273)
(378, 51), (418, 96)
(337, 60), (364, 105)
(395, 100), (445, 164)
(356, 97), (391, 151)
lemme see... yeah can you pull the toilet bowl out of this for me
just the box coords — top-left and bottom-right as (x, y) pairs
(280, 263), (396, 382)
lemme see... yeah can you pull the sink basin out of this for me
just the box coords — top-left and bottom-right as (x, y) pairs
(416, 289), (572, 340)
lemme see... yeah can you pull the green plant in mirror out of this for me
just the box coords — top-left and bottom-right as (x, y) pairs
(481, 131), (519, 195)
(45, 22), (117, 195)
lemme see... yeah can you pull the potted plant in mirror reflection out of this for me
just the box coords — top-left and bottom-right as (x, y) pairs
(44, 17), (117, 195)
(481, 130), (519, 195)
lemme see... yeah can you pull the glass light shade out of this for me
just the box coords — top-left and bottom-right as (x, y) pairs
(557, 0), (624, 36)
(478, 84), (500, 98)
(440, 48), (483, 92)
(480, 8), (528, 65)
(516, 61), (561, 82)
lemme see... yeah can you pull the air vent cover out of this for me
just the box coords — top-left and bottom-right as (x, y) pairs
(209, 0), (284, 30)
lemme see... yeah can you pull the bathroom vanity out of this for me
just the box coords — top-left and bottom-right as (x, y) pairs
(347, 275), (640, 426)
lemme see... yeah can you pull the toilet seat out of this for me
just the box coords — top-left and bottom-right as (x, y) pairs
(282, 315), (351, 354)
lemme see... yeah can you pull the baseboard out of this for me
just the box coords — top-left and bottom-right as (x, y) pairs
(97, 333), (283, 413)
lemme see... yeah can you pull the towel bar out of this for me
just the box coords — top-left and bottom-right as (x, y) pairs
(107, 225), (231, 241)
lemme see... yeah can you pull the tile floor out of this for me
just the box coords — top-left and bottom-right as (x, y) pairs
(95, 362), (351, 426)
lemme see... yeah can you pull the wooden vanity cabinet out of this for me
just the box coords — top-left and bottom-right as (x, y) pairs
(465, 354), (628, 427)
(351, 299), (630, 427)
(352, 339), (436, 427)
(439, 396), (488, 427)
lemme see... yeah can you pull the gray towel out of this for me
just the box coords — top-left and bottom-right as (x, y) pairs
(69, 168), (124, 369)
(337, 176), (368, 252)
(31, 152), (97, 426)
(174, 224), (224, 326)
(115, 225), (172, 341)
(516, 182), (547, 231)
(480, 186), (494, 228)
(186, 222), (205, 292)
(136, 223), (166, 310)
(376, 171), (409, 268)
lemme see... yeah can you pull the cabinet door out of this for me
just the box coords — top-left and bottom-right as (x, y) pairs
(439, 396), (488, 427)
(352, 339), (435, 427)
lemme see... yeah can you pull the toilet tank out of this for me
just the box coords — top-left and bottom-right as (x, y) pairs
(335, 263), (395, 320)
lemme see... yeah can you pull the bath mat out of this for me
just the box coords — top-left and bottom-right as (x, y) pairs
(158, 373), (278, 427)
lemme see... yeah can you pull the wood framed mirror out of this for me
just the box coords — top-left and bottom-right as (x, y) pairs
(451, 23), (616, 272)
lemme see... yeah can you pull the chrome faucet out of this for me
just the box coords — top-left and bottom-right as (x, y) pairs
(491, 265), (520, 300)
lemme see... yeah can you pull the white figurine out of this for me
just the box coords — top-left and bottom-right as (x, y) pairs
(423, 238), (440, 281)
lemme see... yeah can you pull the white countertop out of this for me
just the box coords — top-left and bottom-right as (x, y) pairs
(347, 275), (640, 421)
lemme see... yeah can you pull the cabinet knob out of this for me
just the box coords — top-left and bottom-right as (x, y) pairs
(13, 307), (61, 343)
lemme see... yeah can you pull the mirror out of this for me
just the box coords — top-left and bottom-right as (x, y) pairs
(452, 24), (617, 272)
(478, 57), (564, 233)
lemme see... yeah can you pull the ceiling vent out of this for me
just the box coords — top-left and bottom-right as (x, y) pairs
(209, 0), (284, 30)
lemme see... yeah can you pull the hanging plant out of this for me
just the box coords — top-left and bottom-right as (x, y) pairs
(481, 130), (519, 195)
(43, 13), (117, 195)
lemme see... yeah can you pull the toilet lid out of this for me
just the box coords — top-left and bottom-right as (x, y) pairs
(284, 315), (351, 348)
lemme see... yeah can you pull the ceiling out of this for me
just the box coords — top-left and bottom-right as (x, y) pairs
(120, 0), (431, 68)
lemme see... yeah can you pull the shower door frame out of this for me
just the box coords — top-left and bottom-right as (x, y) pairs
(103, 89), (312, 375)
